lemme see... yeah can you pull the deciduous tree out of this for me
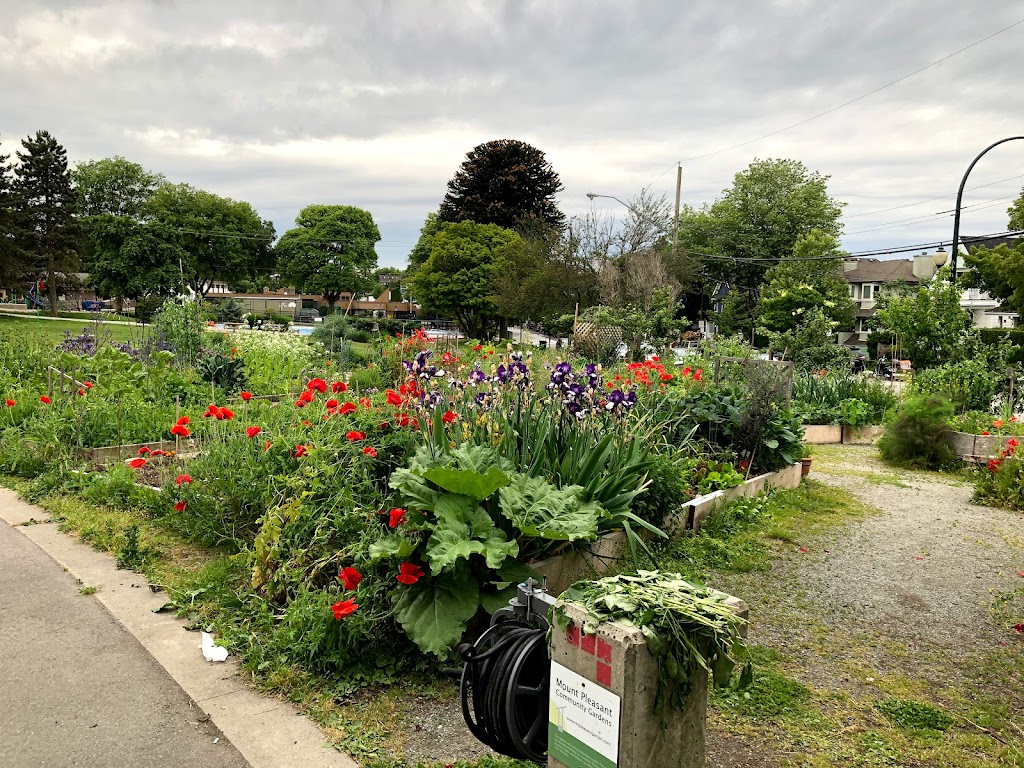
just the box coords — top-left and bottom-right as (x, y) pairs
(411, 221), (520, 340)
(1008, 187), (1024, 232)
(869, 267), (971, 369)
(275, 205), (380, 310)
(439, 139), (565, 230)
(143, 183), (275, 297)
(0, 135), (29, 286)
(963, 238), (1024, 317)
(679, 158), (845, 336)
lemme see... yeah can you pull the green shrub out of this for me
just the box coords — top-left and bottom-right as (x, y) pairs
(878, 395), (958, 470)
(347, 366), (385, 392)
(311, 314), (353, 354)
(134, 294), (165, 324)
(213, 298), (245, 324)
(913, 359), (997, 413)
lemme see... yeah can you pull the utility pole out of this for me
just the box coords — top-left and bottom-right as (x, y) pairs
(672, 163), (682, 254)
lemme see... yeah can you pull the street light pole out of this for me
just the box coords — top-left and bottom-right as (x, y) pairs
(950, 136), (1024, 284)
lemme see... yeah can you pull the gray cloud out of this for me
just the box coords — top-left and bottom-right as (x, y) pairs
(2, 0), (1023, 267)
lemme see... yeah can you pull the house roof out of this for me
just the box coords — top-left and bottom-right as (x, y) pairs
(842, 258), (918, 285)
(962, 233), (1023, 251)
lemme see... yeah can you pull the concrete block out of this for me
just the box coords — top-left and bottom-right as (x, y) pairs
(689, 491), (725, 534)
(769, 463), (803, 490)
(532, 531), (628, 596)
(549, 596), (748, 768)
(802, 424), (842, 444)
(842, 425), (885, 444)
(950, 432), (977, 458)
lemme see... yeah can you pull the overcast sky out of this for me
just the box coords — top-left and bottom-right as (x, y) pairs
(2, 0), (1022, 269)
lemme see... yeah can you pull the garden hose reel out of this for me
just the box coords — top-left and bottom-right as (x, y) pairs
(454, 578), (557, 764)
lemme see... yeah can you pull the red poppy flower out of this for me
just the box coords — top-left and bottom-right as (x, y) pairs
(325, 399), (339, 409)
(1008, 438), (1020, 449)
(331, 381), (348, 393)
(240, 391), (253, 401)
(176, 416), (190, 426)
(359, 397), (372, 408)
(39, 395), (51, 404)
(175, 474), (192, 485)
(337, 567), (362, 591)
(151, 449), (166, 457)
(681, 367), (692, 377)
(264, 439), (272, 451)
(128, 458), (147, 469)
(386, 390), (403, 406)
(338, 401), (357, 415)
(693, 370), (703, 382)
(981, 431), (991, 436)
(78, 387), (85, 396)
(396, 413), (411, 427)
(204, 405), (222, 419)
(306, 378), (327, 394)
(246, 426), (261, 438)
(346, 430), (366, 442)
(363, 446), (377, 457)
(994, 419), (1005, 429)
(396, 562), (425, 585)
(170, 424), (190, 437)
(84, 382), (93, 389)
(472, 344), (482, 352)
(659, 373), (673, 381)
(294, 399), (306, 408)
(379, 421), (390, 431)
(302, 419), (311, 427)
(442, 410), (458, 424)
(4, 399), (14, 407)
(220, 407), (235, 420)
(138, 447), (151, 455)
(298, 390), (315, 404)
(294, 445), (308, 458)
(388, 508), (407, 528)
(331, 598), (359, 619)
(174, 500), (187, 512)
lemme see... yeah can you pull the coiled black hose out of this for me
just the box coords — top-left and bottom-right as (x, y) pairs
(457, 621), (550, 763)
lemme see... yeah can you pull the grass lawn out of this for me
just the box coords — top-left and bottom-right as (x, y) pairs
(0, 315), (144, 347)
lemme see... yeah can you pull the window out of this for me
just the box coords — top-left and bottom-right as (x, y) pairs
(848, 284), (857, 299)
(862, 284), (878, 300)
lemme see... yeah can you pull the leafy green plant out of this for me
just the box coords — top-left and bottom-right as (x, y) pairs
(115, 524), (155, 570)
(837, 398), (871, 427)
(875, 699), (952, 731)
(878, 395), (958, 470)
(913, 359), (998, 413)
(371, 443), (601, 657)
(559, 571), (751, 712)
(196, 346), (248, 393)
(972, 440), (1024, 510)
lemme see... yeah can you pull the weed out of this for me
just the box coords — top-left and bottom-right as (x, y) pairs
(115, 524), (155, 570)
(79, 584), (99, 595)
(875, 699), (953, 732)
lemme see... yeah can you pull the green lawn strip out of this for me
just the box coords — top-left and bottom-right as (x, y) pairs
(0, 315), (140, 346)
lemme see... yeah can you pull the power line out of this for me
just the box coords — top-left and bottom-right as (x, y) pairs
(844, 194), (1019, 235)
(674, 17), (1024, 164)
(841, 172), (1024, 219)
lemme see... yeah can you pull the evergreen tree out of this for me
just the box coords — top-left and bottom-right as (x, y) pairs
(15, 130), (81, 315)
(0, 135), (29, 286)
(438, 139), (565, 230)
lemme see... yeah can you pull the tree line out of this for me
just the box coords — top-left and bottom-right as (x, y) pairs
(0, 130), (383, 316)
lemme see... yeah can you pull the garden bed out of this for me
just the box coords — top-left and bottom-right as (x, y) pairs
(951, 430), (1018, 459)
(802, 425), (885, 445)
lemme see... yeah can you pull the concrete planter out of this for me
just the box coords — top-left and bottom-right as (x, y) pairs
(842, 425), (886, 444)
(667, 462), (804, 536)
(802, 424), (842, 444)
(951, 431), (1017, 460)
(530, 530), (628, 596)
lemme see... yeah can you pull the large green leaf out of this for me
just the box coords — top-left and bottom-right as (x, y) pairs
(426, 526), (485, 571)
(433, 493), (494, 538)
(451, 443), (514, 474)
(480, 583), (518, 615)
(499, 474), (601, 541)
(388, 467), (440, 511)
(481, 531), (519, 569)
(368, 534), (416, 561)
(490, 557), (537, 589)
(392, 566), (480, 657)
(423, 465), (509, 501)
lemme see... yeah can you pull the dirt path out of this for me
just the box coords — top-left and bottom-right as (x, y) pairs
(706, 445), (1024, 767)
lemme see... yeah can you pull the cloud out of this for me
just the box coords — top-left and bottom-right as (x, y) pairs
(2, 0), (1023, 268)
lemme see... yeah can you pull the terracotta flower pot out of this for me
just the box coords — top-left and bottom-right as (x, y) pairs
(800, 456), (813, 478)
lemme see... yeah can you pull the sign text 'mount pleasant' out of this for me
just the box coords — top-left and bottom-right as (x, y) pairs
(548, 661), (621, 768)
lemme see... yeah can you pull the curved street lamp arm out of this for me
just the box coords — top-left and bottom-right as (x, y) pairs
(950, 135), (1024, 283)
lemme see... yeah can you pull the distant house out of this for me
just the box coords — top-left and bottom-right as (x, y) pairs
(838, 258), (920, 344)
(957, 235), (1020, 330)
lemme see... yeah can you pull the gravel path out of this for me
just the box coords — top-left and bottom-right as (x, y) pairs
(707, 445), (1024, 767)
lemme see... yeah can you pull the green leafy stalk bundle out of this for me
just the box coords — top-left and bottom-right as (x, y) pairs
(560, 570), (751, 712)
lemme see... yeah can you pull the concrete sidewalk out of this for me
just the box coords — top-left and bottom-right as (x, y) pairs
(0, 515), (248, 768)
